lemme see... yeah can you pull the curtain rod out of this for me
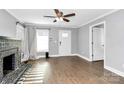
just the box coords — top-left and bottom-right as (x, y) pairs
(16, 21), (26, 28)
(35, 27), (51, 30)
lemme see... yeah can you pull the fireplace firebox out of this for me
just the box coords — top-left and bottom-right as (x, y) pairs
(3, 54), (15, 76)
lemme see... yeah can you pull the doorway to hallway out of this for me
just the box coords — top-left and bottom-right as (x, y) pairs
(90, 21), (105, 61)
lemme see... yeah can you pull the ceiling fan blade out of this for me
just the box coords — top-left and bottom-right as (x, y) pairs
(54, 9), (59, 16)
(53, 20), (57, 22)
(63, 13), (75, 17)
(63, 18), (70, 22)
(44, 16), (56, 18)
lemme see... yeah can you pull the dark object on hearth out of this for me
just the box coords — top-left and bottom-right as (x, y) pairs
(45, 52), (49, 59)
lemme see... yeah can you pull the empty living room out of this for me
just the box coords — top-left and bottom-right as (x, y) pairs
(2, 0), (124, 92)
(0, 9), (124, 84)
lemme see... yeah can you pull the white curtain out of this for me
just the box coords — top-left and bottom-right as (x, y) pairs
(28, 27), (37, 60)
(16, 23), (24, 40)
(16, 24), (29, 62)
(22, 27), (29, 62)
(17, 25), (50, 61)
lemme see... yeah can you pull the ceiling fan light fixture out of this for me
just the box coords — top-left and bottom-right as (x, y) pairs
(55, 17), (63, 22)
(60, 17), (63, 21)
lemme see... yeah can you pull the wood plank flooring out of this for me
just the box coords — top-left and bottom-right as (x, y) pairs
(17, 56), (124, 84)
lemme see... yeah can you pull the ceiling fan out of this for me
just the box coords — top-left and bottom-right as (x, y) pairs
(44, 9), (76, 22)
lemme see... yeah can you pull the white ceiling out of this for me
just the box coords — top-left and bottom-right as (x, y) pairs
(7, 9), (114, 28)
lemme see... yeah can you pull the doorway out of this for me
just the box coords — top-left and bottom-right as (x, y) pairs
(89, 21), (105, 61)
(59, 30), (71, 56)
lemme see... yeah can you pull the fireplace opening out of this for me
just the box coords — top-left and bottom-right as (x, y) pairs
(3, 54), (15, 76)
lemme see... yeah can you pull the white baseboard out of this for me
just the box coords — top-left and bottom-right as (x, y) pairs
(76, 54), (92, 61)
(28, 54), (92, 62)
(37, 55), (45, 58)
(50, 54), (77, 57)
(35, 54), (92, 62)
(50, 54), (92, 62)
(104, 65), (124, 77)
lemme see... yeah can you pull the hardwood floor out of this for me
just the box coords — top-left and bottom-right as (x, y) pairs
(18, 56), (124, 84)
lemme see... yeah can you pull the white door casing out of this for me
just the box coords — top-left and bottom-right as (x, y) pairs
(89, 21), (105, 61)
(92, 27), (104, 61)
(59, 30), (71, 56)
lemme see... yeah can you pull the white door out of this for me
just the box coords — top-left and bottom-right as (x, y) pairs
(59, 30), (71, 56)
(92, 27), (104, 61)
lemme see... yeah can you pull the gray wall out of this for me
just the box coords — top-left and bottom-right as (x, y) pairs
(71, 29), (78, 54)
(0, 9), (17, 38)
(27, 26), (78, 56)
(49, 28), (78, 55)
(78, 10), (124, 73)
(78, 26), (89, 58)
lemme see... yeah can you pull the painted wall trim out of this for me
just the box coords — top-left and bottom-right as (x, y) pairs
(49, 54), (92, 62)
(104, 65), (124, 77)
(5, 9), (20, 22)
(78, 9), (120, 28)
(76, 54), (92, 61)
(31, 53), (92, 62)
(50, 54), (77, 57)
(50, 54), (92, 62)
(89, 21), (106, 61)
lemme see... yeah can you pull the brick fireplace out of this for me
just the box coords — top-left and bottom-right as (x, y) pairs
(0, 47), (20, 82)
(0, 36), (30, 84)
(0, 36), (29, 84)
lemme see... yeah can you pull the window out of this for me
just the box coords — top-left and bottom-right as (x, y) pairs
(36, 29), (49, 52)
(62, 33), (68, 38)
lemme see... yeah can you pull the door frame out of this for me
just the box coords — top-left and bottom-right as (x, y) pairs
(89, 21), (106, 61)
(59, 30), (71, 56)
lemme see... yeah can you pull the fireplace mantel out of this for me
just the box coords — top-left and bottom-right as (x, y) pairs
(0, 47), (18, 52)
(0, 37), (29, 84)
(0, 47), (21, 83)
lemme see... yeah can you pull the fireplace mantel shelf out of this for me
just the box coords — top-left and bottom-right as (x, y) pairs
(0, 47), (18, 52)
